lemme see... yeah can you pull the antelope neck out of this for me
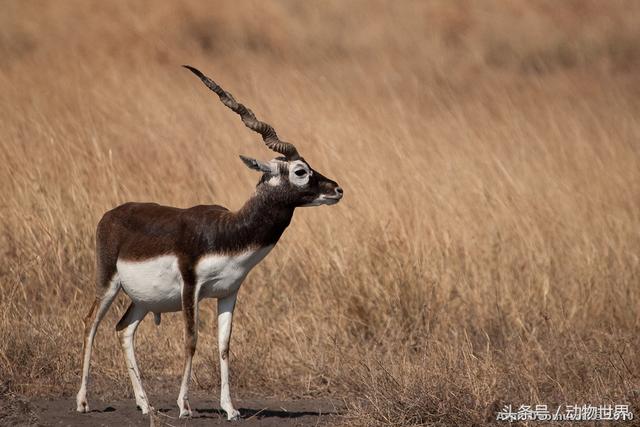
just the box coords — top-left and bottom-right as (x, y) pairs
(231, 192), (295, 248)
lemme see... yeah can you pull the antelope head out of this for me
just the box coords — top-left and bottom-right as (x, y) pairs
(184, 65), (343, 208)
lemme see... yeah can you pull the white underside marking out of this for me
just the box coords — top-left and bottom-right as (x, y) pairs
(117, 246), (274, 313)
(118, 256), (183, 312)
(196, 245), (274, 299)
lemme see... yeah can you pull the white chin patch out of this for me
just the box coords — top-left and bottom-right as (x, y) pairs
(300, 194), (341, 207)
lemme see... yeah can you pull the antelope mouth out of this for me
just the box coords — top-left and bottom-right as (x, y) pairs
(301, 193), (343, 207)
(319, 194), (343, 205)
(323, 195), (342, 203)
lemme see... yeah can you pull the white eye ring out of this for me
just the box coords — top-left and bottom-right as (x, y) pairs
(288, 160), (312, 187)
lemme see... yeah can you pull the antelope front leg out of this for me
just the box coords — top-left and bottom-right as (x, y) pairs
(177, 271), (198, 418)
(218, 292), (240, 420)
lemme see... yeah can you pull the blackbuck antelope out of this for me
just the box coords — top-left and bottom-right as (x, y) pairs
(76, 66), (343, 421)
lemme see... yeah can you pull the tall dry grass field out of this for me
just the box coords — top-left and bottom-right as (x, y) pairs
(2, 1), (640, 425)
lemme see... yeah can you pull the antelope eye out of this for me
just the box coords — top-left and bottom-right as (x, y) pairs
(294, 169), (307, 177)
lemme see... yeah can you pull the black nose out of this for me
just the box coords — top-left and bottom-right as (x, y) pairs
(335, 187), (343, 196)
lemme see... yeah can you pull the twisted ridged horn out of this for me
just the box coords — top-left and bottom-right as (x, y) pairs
(183, 65), (300, 160)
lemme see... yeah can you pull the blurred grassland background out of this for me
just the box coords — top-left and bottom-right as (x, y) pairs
(1, 1), (640, 425)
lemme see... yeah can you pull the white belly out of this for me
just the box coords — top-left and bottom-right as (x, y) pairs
(117, 255), (183, 312)
(116, 246), (273, 313)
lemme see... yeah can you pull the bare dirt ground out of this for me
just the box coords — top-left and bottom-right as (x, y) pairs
(1, 393), (342, 426)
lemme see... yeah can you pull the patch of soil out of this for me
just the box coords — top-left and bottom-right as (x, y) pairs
(8, 393), (342, 426)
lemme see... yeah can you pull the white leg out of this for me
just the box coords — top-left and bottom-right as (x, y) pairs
(177, 352), (194, 418)
(76, 278), (120, 413)
(218, 292), (240, 421)
(116, 303), (150, 414)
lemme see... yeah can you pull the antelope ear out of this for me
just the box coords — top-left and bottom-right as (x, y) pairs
(239, 155), (272, 173)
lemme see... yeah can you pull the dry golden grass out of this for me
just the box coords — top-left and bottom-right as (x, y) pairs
(2, 1), (640, 425)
